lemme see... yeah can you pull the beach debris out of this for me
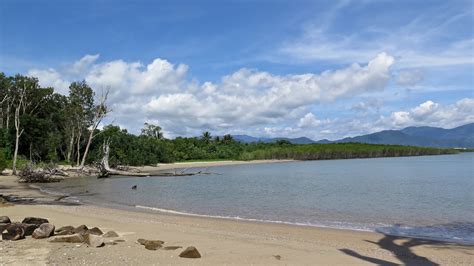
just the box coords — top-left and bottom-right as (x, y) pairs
(72, 225), (88, 235)
(1, 224), (25, 241)
(0, 216), (11, 223)
(86, 227), (103, 236)
(163, 246), (182, 250)
(179, 246), (201, 258)
(22, 217), (49, 226)
(273, 255), (282, 260)
(0, 195), (13, 207)
(49, 233), (84, 243)
(102, 231), (119, 238)
(32, 223), (55, 239)
(83, 233), (105, 248)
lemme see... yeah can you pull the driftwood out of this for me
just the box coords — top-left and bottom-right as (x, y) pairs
(98, 140), (150, 178)
(18, 163), (64, 183)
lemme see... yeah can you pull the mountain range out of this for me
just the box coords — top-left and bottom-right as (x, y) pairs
(233, 123), (474, 148)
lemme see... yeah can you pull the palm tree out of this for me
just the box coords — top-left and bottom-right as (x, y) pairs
(202, 131), (212, 143)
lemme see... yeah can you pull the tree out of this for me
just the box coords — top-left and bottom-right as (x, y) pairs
(67, 81), (94, 165)
(80, 89), (109, 168)
(141, 123), (163, 139)
(10, 75), (51, 174)
(222, 134), (233, 144)
(201, 131), (212, 143)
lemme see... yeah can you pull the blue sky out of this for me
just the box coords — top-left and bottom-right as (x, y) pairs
(1, 0), (473, 139)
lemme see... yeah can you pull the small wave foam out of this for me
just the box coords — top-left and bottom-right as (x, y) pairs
(135, 205), (375, 232)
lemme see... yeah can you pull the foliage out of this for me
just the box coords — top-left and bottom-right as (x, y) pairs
(0, 148), (6, 172)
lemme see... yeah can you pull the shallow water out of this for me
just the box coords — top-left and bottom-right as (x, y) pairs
(40, 153), (474, 244)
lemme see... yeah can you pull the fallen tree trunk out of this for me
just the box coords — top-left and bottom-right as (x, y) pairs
(98, 140), (150, 178)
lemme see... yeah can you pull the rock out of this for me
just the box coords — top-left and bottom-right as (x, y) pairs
(55, 225), (74, 232)
(144, 242), (162, 250)
(137, 239), (164, 245)
(179, 246), (201, 258)
(273, 255), (282, 260)
(83, 233), (105, 248)
(102, 231), (119, 238)
(1, 224), (25, 241)
(1, 169), (13, 176)
(49, 233), (84, 243)
(0, 223), (9, 233)
(72, 225), (88, 235)
(86, 227), (103, 236)
(32, 223), (55, 239)
(0, 216), (11, 223)
(19, 223), (38, 236)
(21, 217), (49, 226)
(163, 246), (182, 250)
(55, 230), (74, 236)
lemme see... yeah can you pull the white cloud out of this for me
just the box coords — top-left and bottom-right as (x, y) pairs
(27, 53), (395, 137)
(389, 99), (474, 128)
(27, 68), (70, 94)
(298, 113), (323, 128)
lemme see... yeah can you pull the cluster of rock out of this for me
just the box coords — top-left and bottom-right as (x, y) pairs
(1, 216), (120, 248)
(2, 215), (202, 259)
(137, 238), (201, 258)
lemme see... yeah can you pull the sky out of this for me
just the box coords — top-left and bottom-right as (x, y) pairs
(1, 0), (473, 140)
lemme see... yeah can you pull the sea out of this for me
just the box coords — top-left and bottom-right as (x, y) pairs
(38, 152), (474, 244)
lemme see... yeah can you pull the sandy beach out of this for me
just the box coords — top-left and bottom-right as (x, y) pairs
(1, 161), (473, 265)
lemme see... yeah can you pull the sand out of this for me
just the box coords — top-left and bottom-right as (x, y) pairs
(1, 162), (473, 265)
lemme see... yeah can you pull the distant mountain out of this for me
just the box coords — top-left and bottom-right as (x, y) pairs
(336, 123), (474, 148)
(232, 123), (474, 148)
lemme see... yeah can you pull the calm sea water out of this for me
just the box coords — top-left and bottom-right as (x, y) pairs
(40, 153), (474, 244)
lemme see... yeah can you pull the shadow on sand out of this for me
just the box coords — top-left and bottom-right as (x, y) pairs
(340, 223), (474, 265)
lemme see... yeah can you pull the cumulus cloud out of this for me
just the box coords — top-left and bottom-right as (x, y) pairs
(389, 98), (474, 128)
(24, 53), (401, 138)
(27, 68), (70, 94)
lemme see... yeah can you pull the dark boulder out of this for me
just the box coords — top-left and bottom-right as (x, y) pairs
(21, 217), (49, 226)
(19, 223), (38, 236)
(2, 224), (25, 241)
(32, 223), (55, 239)
(179, 246), (201, 258)
(0, 216), (11, 223)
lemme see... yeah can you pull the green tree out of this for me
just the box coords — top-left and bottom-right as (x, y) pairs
(141, 123), (164, 139)
(201, 131), (212, 143)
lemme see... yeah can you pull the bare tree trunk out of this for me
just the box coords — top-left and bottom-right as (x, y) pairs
(6, 104), (10, 129)
(12, 104), (23, 175)
(76, 131), (81, 166)
(80, 128), (94, 168)
(67, 130), (75, 163)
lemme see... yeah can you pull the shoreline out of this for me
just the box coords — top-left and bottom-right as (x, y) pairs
(2, 168), (474, 264)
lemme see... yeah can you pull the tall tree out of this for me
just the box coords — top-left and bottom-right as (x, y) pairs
(67, 81), (94, 165)
(11, 75), (51, 174)
(80, 89), (109, 167)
